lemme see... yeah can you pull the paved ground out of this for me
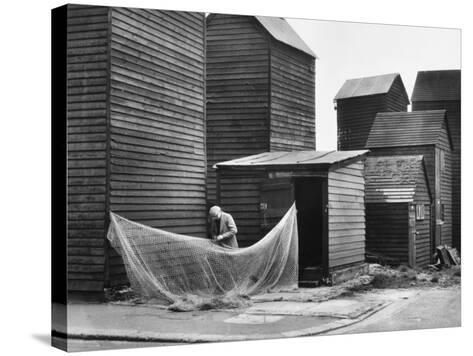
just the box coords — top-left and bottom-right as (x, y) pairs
(53, 286), (461, 352)
(326, 286), (461, 335)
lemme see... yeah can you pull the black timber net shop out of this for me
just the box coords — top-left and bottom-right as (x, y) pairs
(214, 150), (369, 286)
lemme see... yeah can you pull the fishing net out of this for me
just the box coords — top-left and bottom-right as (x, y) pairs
(107, 204), (298, 307)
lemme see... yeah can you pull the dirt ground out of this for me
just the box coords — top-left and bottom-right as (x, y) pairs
(105, 263), (461, 310)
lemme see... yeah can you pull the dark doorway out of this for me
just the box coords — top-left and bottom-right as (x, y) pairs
(295, 177), (326, 283)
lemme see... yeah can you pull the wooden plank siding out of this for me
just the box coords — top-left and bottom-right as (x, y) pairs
(107, 8), (207, 285)
(206, 15), (270, 205)
(413, 101), (460, 251)
(327, 160), (366, 269)
(66, 4), (110, 292)
(217, 171), (267, 247)
(437, 121), (453, 246)
(206, 15), (316, 205)
(269, 40), (315, 151)
(366, 203), (409, 264)
(336, 75), (408, 150)
(368, 142), (451, 258)
(413, 167), (432, 266)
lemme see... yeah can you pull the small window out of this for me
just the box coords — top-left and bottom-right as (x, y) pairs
(440, 204), (445, 222)
(416, 204), (425, 221)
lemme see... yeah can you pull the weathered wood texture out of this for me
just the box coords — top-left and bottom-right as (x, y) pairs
(66, 5), (207, 293)
(206, 14), (316, 204)
(206, 15), (269, 205)
(66, 4), (110, 292)
(217, 171), (267, 247)
(369, 143), (451, 255)
(413, 167), (432, 266)
(327, 160), (366, 269)
(269, 40), (316, 151)
(336, 75), (408, 150)
(366, 203), (409, 263)
(107, 8), (207, 285)
(413, 101), (460, 251)
(365, 162), (431, 267)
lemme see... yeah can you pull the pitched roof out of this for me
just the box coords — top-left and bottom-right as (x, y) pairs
(365, 110), (451, 149)
(255, 17), (317, 58)
(364, 155), (429, 203)
(214, 150), (368, 170)
(334, 73), (407, 101)
(411, 70), (461, 102)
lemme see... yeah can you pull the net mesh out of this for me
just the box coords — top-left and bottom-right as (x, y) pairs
(107, 204), (299, 306)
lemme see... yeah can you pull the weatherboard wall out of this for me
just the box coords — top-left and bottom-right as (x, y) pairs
(206, 15), (270, 205)
(336, 76), (408, 150)
(365, 166), (431, 267)
(206, 14), (316, 205)
(369, 143), (451, 256)
(366, 204), (409, 264)
(413, 167), (432, 266)
(65, 5), (207, 294)
(327, 159), (366, 269)
(412, 100), (460, 251)
(269, 40), (316, 151)
(66, 4), (110, 293)
(107, 8), (207, 285)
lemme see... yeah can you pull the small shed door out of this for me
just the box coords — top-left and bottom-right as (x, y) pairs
(260, 178), (294, 234)
(408, 204), (417, 267)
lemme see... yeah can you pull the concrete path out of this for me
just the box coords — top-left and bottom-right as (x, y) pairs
(53, 287), (460, 352)
(325, 286), (461, 335)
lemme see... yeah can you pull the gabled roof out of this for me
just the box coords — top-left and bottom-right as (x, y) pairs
(255, 17), (317, 58)
(365, 155), (430, 203)
(412, 70), (461, 102)
(365, 110), (452, 149)
(334, 73), (408, 102)
(207, 14), (317, 58)
(214, 150), (368, 170)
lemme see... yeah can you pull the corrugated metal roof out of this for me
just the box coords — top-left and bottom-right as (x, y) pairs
(365, 110), (450, 149)
(334, 73), (402, 100)
(365, 155), (425, 203)
(255, 16), (317, 58)
(411, 70), (461, 102)
(214, 150), (368, 169)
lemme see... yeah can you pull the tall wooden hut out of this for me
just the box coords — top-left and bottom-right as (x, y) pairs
(334, 73), (409, 150)
(412, 70), (461, 252)
(214, 150), (369, 285)
(365, 156), (432, 267)
(366, 110), (453, 261)
(60, 4), (206, 298)
(206, 14), (317, 205)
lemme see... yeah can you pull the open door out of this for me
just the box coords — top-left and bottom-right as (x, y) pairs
(295, 177), (327, 284)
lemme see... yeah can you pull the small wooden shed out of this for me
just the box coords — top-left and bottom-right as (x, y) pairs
(334, 73), (409, 150)
(365, 156), (432, 267)
(366, 110), (453, 261)
(206, 14), (317, 204)
(214, 150), (369, 285)
(61, 4), (207, 298)
(412, 70), (461, 252)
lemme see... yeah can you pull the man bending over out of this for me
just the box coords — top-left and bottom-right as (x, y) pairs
(208, 206), (238, 248)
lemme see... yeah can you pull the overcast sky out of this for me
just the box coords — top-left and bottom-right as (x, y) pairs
(286, 18), (461, 150)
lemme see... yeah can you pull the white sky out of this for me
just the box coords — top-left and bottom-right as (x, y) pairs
(287, 18), (461, 150)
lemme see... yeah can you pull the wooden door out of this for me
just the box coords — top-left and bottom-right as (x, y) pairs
(260, 178), (294, 234)
(408, 204), (417, 267)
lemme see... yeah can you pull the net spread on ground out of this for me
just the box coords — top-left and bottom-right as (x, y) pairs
(107, 204), (299, 305)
